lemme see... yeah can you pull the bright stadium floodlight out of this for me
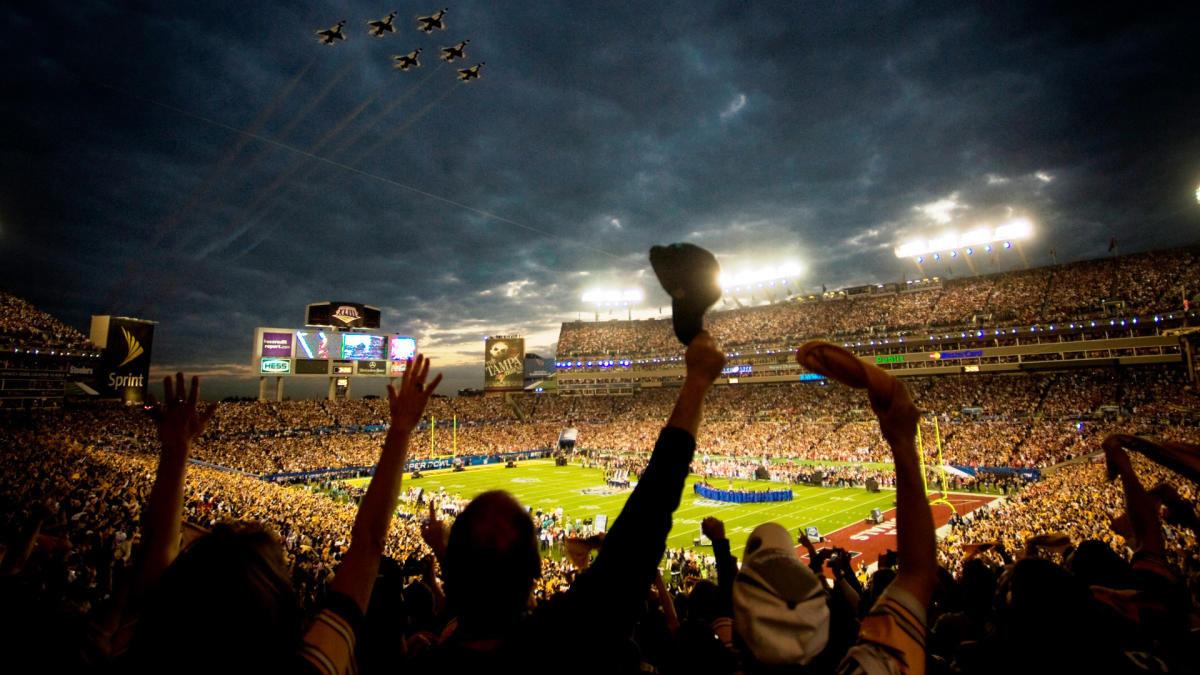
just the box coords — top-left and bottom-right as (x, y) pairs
(894, 218), (1035, 258)
(582, 287), (643, 320)
(581, 288), (644, 305)
(718, 261), (803, 290)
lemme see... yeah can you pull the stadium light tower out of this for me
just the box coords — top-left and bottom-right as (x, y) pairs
(895, 218), (1035, 273)
(718, 260), (803, 305)
(582, 287), (643, 320)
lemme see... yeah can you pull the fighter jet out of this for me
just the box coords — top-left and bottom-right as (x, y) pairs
(457, 62), (484, 81)
(393, 48), (423, 71)
(440, 39), (469, 61)
(416, 8), (447, 33)
(367, 12), (397, 37)
(316, 20), (347, 45)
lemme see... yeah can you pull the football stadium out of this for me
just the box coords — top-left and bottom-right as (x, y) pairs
(4, 245), (1200, 671)
(4, 3), (1200, 673)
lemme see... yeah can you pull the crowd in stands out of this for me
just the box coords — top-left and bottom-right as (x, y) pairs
(0, 290), (91, 350)
(4, 333), (1195, 667)
(17, 364), (1190, 478)
(558, 247), (1200, 358)
(1, 243), (1200, 670)
(1, 330), (1198, 672)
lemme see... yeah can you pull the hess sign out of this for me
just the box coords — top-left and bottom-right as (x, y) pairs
(261, 358), (291, 374)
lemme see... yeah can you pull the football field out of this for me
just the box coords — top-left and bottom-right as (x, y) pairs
(344, 459), (906, 557)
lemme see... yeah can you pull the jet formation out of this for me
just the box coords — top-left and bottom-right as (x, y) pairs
(315, 9), (482, 83)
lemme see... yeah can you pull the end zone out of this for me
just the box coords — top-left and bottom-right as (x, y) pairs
(798, 492), (999, 575)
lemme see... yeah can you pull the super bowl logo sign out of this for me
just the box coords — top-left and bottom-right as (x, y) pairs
(332, 305), (361, 326)
(484, 337), (525, 390)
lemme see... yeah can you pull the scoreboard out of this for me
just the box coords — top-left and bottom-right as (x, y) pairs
(253, 327), (417, 377)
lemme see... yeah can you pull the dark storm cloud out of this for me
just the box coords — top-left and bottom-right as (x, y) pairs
(2, 1), (1198, 396)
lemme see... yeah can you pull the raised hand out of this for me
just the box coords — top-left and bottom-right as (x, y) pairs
(386, 354), (443, 433)
(701, 516), (726, 541)
(136, 373), (215, 595)
(1101, 434), (1165, 556)
(334, 353), (442, 613)
(798, 529), (818, 556)
(421, 501), (448, 560)
(148, 373), (217, 454)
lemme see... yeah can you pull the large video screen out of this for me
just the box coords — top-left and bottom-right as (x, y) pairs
(341, 333), (385, 360)
(294, 330), (330, 360)
(389, 336), (417, 361)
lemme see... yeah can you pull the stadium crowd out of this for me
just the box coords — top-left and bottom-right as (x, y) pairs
(557, 247), (1200, 358)
(2, 241), (1200, 674)
(0, 290), (92, 350)
(14, 364), (1189, 478)
(2, 330), (1198, 673)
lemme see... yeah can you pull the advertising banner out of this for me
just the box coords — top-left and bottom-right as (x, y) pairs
(356, 360), (387, 376)
(484, 337), (525, 391)
(260, 358), (291, 374)
(260, 332), (293, 357)
(90, 316), (155, 404)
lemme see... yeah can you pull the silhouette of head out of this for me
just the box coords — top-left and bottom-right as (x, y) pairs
(129, 521), (302, 670)
(444, 490), (540, 630)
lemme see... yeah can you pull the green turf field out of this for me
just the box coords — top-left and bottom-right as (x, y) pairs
(343, 460), (899, 556)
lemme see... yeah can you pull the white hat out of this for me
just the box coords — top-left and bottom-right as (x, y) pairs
(733, 522), (830, 665)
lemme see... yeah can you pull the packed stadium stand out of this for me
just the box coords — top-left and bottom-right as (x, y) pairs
(2, 247), (1199, 671)
(557, 246), (1200, 359)
(0, 290), (99, 409)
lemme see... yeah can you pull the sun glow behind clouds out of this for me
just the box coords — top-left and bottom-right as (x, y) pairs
(913, 193), (965, 224)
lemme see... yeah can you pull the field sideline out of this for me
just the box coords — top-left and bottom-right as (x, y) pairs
(343, 459), (928, 557)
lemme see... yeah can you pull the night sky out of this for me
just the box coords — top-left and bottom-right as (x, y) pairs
(3, 2), (1198, 397)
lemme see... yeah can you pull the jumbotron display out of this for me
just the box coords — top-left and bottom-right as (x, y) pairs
(252, 327), (416, 377)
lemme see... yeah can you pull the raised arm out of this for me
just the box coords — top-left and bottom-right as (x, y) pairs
(665, 331), (725, 436)
(795, 342), (935, 606)
(871, 374), (936, 607)
(135, 373), (216, 595)
(702, 516), (735, 617)
(331, 355), (441, 612)
(574, 331), (724, 626)
(1101, 435), (1165, 557)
